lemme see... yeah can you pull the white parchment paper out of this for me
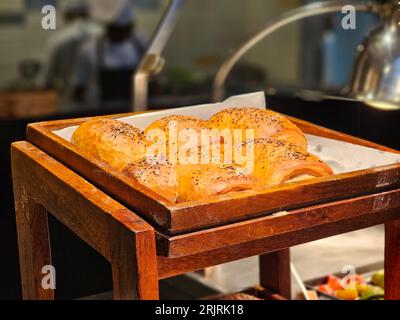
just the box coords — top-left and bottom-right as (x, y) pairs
(52, 91), (400, 175)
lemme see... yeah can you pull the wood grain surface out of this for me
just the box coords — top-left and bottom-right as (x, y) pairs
(385, 220), (400, 300)
(12, 142), (159, 300)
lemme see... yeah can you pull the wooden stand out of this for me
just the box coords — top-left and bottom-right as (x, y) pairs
(12, 141), (400, 300)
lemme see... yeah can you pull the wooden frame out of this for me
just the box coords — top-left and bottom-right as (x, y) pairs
(26, 113), (400, 236)
(11, 141), (400, 300)
(12, 142), (159, 300)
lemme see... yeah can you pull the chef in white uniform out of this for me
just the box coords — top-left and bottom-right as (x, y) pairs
(45, 0), (101, 110)
(73, 0), (146, 110)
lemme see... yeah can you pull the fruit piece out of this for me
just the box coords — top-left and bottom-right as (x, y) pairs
(361, 285), (384, 300)
(327, 275), (344, 291)
(371, 270), (384, 288)
(343, 274), (366, 287)
(356, 282), (368, 293)
(335, 288), (359, 300)
(317, 284), (333, 295)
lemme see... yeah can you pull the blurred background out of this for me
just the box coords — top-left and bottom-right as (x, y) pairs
(1, 0), (399, 299)
(0, 0), (381, 110)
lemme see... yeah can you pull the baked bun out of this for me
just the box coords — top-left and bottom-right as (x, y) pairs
(235, 138), (333, 186)
(72, 110), (333, 204)
(123, 159), (256, 203)
(123, 158), (179, 203)
(176, 164), (258, 203)
(145, 115), (211, 154)
(209, 108), (307, 149)
(145, 115), (209, 134)
(71, 118), (147, 170)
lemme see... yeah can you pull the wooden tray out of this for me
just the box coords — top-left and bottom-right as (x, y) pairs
(26, 112), (400, 236)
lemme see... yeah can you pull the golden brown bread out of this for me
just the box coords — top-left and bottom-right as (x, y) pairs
(123, 158), (179, 203)
(123, 158), (257, 203)
(71, 118), (148, 170)
(144, 115), (213, 159)
(176, 164), (258, 203)
(235, 138), (333, 186)
(72, 109), (333, 203)
(72, 117), (257, 203)
(145, 115), (209, 135)
(209, 107), (307, 149)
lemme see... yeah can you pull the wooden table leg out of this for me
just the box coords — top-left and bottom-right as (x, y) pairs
(110, 221), (159, 300)
(259, 248), (291, 299)
(12, 146), (55, 300)
(385, 220), (400, 300)
(14, 196), (54, 300)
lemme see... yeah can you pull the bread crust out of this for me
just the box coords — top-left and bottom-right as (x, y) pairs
(176, 164), (258, 203)
(209, 107), (308, 149)
(123, 159), (257, 203)
(71, 118), (148, 170)
(123, 158), (179, 203)
(235, 138), (333, 186)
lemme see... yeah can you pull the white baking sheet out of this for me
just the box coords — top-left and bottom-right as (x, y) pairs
(52, 91), (400, 175)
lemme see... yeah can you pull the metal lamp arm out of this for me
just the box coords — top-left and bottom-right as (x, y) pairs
(212, 0), (380, 102)
(133, 0), (184, 111)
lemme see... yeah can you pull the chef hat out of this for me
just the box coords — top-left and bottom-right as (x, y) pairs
(61, 0), (89, 15)
(113, 3), (135, 26)
(89, 0), (135, 26)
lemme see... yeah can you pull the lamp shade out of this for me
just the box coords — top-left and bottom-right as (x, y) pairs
(350, 6), (400, 110)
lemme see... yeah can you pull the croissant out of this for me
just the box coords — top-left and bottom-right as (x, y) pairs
(71, 118), (148, 170)
(234, 138), (333, 186)
(209, 108), (307, 149)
